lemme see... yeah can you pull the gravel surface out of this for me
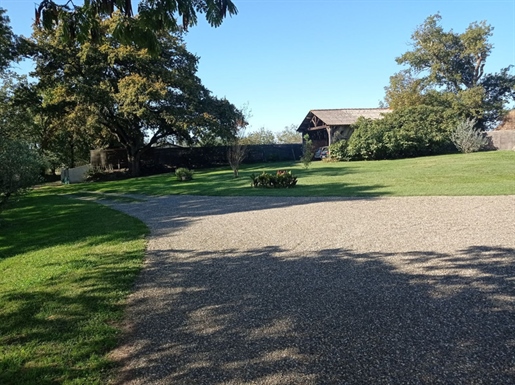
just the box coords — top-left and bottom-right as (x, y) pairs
(105, 195), (515, 385)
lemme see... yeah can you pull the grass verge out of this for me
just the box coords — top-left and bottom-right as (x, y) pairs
(48, 151), (515, 197)
(0, 192), (148, 385)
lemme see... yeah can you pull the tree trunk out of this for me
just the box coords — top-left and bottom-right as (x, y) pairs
(69, 137), (75, 168)
(127, 147), (142, 177)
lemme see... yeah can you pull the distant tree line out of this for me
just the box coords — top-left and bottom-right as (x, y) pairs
(241, 125), (301, 145)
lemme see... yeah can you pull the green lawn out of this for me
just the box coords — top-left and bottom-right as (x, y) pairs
(53, 151), (515, 197)
(1, 150), (513, 384)
(0, 192), (148, 385)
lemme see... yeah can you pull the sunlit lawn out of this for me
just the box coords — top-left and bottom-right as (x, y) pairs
(52, 151), (515, 197)
(0, 192), (148, 385)
(1, 150), (514, 384)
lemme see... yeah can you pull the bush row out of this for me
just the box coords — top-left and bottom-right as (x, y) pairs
(326, 106), (479, 161)
(344, 106), (460, 160)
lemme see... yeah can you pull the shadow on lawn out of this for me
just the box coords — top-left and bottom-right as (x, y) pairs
(0, 245), (144, 385)
(0, 194), (145, 261)
(112, 245), (515, 384)
(50, 162), (387, 197)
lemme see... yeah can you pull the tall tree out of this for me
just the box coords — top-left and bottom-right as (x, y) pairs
(0, 8), (18, 72)
(0, 11), (43, 210)
(29, 15), (241, 176)
(35, 0), (237, 51)
(276, 124), (301, 144)
(384, 14), (515, 129)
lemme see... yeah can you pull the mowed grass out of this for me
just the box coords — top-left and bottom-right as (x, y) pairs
(0, 192), (148, 385)
(1, 151), (513, 384)
(52, 151), (515, 197)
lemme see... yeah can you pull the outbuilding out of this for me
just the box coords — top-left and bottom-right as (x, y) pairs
(297, 108), (390, 149)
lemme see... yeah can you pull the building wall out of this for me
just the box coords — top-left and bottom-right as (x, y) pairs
(486, 131), (515, 151)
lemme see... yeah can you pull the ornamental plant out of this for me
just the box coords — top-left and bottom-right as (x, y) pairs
(250, 170), (297, 188)
(175, 167), (193, 181)
(450, 118), (488, 153)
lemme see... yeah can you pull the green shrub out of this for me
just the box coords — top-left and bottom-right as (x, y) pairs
(328, 140), (349, 161)
(0, 138), (43, 212)
(450, 118), (488, 153)
(175, 167), (193, 181)
(250, 170), (298, 188)
(300, 134), (314, 168)
(347, 106), (458, 160)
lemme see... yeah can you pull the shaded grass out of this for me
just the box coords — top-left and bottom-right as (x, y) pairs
(1, 151), (513, 383)
(46, 151), (515, 197)
(0, 193), (148, 385)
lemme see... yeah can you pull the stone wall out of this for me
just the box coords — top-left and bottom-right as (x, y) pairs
(485, 131), (515, 151)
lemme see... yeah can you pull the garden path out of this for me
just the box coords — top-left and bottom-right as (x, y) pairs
(105, 195), (515, 385)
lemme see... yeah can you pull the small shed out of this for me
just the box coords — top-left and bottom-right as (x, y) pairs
(297, 108), (390, 149)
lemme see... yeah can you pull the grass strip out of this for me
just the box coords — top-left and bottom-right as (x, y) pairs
(0, 193), (148, 385)
(48, 151), (515, 197)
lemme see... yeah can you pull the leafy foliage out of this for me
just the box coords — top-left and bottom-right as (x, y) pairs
(384, 14), (515, 129)
(35, 0), (238, 53)
(0, 14), (43, 211)
(250, 170), (297, 188)
(276, 124), (301, 144)
(29, 15), (242, 176)
(450, 118), (488, 153)
(227, 104), (250, 177)
(328, 140), (349, 161)
(346, 106), (458, 160)
(242, 127), (276, 145)
(0, 138), (43, 211)
(175, 167), (193, 181)
(0, 8), (19, 73)
(300, 134), (314, 168)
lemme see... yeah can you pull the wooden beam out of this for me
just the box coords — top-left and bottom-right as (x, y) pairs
(308, 125), (329, 131)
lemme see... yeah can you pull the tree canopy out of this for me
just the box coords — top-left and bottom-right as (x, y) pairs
(0, 11), (43, 210)
(276, 124), (301, 144)
(28, 14), (242, 176)
(384, 14), (515, 129)
(0, 8), (19, 72)
(35, 0), (237, 51)
(242, 127), (276, 145)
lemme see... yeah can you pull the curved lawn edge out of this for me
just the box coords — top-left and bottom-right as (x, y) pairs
(0, 193), (148, 385)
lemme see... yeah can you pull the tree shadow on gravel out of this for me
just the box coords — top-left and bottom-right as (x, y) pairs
(108, 195), (386, 237)
(112, 245), (515, 385)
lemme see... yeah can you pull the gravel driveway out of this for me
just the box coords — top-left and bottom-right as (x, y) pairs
(105, 195), (515, 385)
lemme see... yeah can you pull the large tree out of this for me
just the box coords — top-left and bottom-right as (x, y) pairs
(35, 0), (237, 51)
(29, 15), (241, 176)
(0, 11), (43, 210)
(384, 14), (515, 129)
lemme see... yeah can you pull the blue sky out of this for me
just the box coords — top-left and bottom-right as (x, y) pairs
(1, 0), (514, 133)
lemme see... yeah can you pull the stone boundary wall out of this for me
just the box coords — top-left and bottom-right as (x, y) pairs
(91, 144), (303, 174)
(486, 131), (515, 151)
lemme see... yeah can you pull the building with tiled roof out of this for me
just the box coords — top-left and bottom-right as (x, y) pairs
(297, 108), (390, 148)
